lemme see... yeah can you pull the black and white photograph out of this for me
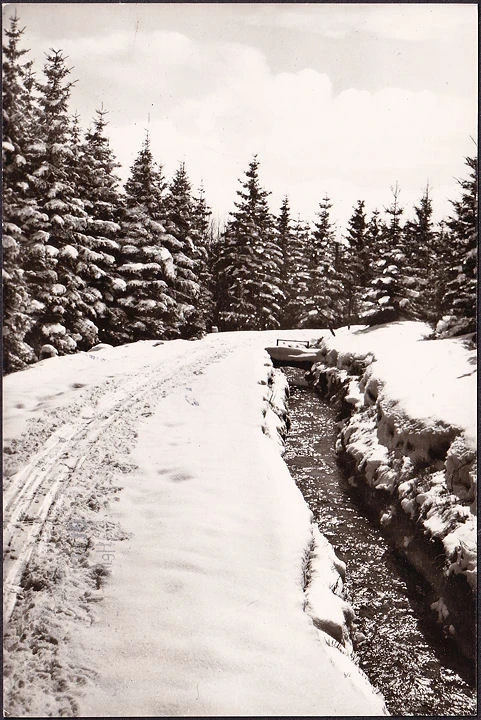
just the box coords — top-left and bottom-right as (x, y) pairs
(2, 2), (477, 716)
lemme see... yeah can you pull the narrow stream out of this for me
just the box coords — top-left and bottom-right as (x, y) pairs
(282, 368), (476, 716)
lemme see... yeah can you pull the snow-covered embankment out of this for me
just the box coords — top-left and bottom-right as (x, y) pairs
(264, 365), (356, 653)
(307, 322), (476, 660)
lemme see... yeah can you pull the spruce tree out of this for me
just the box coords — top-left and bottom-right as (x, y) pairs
(431, 219), (455, 322)
(366, 208), (382, 249)
(191, 184), (213, 333)
(63, 109), (105, 349)
(275, 199), (313, 328)
(216, 156), (283, 330)
(77, 108), (126, 344)
(283, 216), (311, 328)
(301, 195), (340, 328)
(165, 163), (203, 337)
(437, 155), (477, 337)
(211, 223), (228, 330)
(24, 49), (95, 355)
(362, 183), (407, 324)
(118, 132), (178, 341)
(359, 209), (383, 320)
(276, 197), (295, 327)
(2, 14), (38, 370)
(402, 184), (436, 320)
(343, 199), (369, 323)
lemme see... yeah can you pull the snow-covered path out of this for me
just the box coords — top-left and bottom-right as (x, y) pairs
(3, 332), (386, 717)
(4, 337), (233, 623)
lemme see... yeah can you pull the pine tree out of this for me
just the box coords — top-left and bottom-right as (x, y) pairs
(77, 108), (126, 344)
(301, 195), (341, 328)
(276, 197), (295, 327)
(2, 13), (38, 370)
(210, 221), (228, 330)
(359, 209), (382, 320)
(431, 219), (455, 321)
(24, 49), (95, 355)
(275, 199), (313, 328)
(343, 199), (369, 323)
(165, 163), (203, 337)
(117, 132), (178, 341)
(362, 183), (407, 324)
(283, 216), (311, 328)
(366, 208), (382, 250)
(216, 156), (283, 330)
(191, 184), (213, 333)
(402, 184), (436, 320)
(437, 155), (477, 337)
(64, 109), (106, 350)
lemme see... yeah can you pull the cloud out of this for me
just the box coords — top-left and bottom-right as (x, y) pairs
(246, 4), (476, 43)
(30, 25), (476, 228)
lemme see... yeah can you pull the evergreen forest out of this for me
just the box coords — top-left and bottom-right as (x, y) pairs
(3, 16), (477, 373)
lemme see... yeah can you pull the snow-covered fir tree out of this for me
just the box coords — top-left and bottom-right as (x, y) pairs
(276, 197), (297, 328)
(61, 109), (108, 350)
(402, 184), (436, 321)
(277, 196), (291, 303)
(165, 163), (204, 337)
(283, 215), (311, 328)
(215, 156), (283, 330)
(301, 195), (341, 329)
(190, 184), (213, 333)
(366, 208), (382, 249)
(437, 155), (477, 337)
(77, 108), (127, 344)
(24, 49), (95, 356)
(117, 132), (178, 341)
(2, 14), (39, 371)
(210, 222), (228, 330)
(343, 199), (369, 323)
(362, 183), (407, 324)
(430, 219), (455, 323)
(275, 197), (313, 328)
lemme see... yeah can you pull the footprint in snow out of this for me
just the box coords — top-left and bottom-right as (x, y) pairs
(170, 471), (193, 483)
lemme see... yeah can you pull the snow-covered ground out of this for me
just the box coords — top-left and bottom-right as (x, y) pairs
(313, 321), (476, 448)
(3, 330), (387, 717)
(308, 321), (476, 657)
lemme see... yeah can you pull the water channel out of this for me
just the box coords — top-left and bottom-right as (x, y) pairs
(282, 368), (476, 716)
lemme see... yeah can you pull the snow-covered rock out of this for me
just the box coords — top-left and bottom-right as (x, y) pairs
(39, 344), (58, 360)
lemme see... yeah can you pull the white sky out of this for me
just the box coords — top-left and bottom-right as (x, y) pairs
(3, 2), (478, 230)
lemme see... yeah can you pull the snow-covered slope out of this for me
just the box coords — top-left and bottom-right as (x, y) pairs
(3, 332), (387, 717)
(308, 322), (476, 659)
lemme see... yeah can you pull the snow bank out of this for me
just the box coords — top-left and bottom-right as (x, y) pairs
(3, 331), (387, 716)
(309, 322), (476, 659)
(305, 525), (354, 652)
(263, 369), (358, 657)
(312, 321), (476, 447)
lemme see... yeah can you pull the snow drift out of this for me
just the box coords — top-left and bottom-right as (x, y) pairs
(308, 322), (476, 659)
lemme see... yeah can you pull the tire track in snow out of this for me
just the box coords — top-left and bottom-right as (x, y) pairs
(3, 340), (232, 626)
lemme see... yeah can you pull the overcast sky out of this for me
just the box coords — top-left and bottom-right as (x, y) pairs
(4, 2), (478, 230)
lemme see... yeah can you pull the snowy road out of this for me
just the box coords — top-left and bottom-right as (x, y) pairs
(3, 331), (386, 717)
(3, 338), (233, 624)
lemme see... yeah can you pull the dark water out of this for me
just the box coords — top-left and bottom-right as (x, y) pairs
(283, 369), (476, 717)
